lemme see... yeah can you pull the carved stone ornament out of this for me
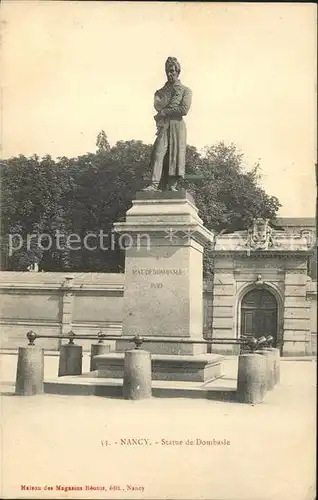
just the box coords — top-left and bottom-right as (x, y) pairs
(62, 275), (74, 288)
(300, 229), (315, 250)
(246, 218), (274, 251)
(254, 274), (264, 286)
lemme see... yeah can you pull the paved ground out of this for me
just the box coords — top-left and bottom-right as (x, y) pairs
(0, 353), (316, 500)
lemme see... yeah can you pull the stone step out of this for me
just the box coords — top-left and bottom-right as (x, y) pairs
(94, 352), (224, 382)
(44, 374), (237, 400)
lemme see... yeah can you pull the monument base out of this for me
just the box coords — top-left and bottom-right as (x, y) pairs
(44, 375), (236, 400)
(94, 352), (223, 382)
(114, 189), (215, 348)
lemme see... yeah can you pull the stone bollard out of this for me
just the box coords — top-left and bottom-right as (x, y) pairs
(58, 343), (83, 376)
(275, 348), (281, 384)
(90, 343), (111, 371)
(237, 353), (267, 404)
(15, 346), (44, 396)
(266, 347), (280, 385)
(123, 349), (152, 400)
(256, 349), (275, 390)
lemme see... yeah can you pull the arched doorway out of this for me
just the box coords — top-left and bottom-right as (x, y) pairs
(241, 288), (278, 345)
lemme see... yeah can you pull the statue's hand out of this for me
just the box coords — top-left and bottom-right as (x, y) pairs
(154, 93), (166, 112)
(154, 111), (165, 122)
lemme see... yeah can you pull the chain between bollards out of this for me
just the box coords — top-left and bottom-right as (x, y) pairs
(25, 330), (303, 351)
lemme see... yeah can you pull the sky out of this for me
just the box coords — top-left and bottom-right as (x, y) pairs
(1, 1), (317, 217)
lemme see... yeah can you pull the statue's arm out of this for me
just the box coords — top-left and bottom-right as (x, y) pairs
(154, 90), (168, 112)
(162, 87), (192, 117)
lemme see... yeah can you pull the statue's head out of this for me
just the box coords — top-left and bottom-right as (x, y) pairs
(165, 57), (181, 84)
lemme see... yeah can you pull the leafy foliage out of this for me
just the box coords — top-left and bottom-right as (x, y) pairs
(186, 142), (280, 233)
(96, 130), (111, 154)
(0, 134), (281, 272)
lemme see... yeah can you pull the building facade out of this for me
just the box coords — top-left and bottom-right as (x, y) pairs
(208, 217), (316, 356)
(0, 218), (316, 356)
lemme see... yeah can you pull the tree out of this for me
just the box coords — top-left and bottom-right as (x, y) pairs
(186, 142), (280, 233)
(96, 130), (111, 154)
(0, 137), (281, 273)
(0, 154), (71, 270)
(60, 140), (152, 271)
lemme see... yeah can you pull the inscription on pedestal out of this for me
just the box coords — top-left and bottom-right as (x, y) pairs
(132, 268), (186, 289)
(132, 268), (185, 275)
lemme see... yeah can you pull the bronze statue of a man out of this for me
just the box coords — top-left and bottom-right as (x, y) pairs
(145, 57), (192, 191)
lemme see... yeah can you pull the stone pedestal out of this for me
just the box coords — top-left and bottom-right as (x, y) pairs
(114, 190), (214, 355)
(95, 352), (223, 382)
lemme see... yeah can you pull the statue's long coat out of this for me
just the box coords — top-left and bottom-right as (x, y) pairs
(150, 80), (192, 178)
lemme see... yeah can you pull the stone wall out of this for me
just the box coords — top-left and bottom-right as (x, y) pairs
(0, 271), (315, 355)
(0, 272), (213, 351)
(0, 272), (124, 351)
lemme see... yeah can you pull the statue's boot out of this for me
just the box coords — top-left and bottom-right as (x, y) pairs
(143, 182), (160, 192)
(168, 178), (180, 191)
